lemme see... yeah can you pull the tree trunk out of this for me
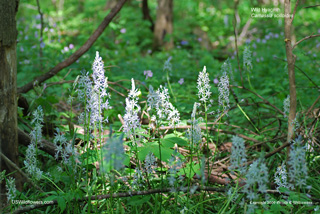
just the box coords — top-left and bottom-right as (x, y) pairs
(0, 0), (22, 204)
(284, 0), (296, 160)
(142, 0), (154, 31)
(153, 0), (173, 50)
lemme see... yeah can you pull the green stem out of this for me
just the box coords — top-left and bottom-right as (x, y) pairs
(42, 174), (64, 193)
(236, 103), (260, 134)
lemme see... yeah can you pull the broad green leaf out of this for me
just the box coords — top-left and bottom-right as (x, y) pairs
(138, 143), (174, 162)
(127, 195), (151, 206)
(180, 162), (201, 178)
(57, 196), (66, 212)
(161, 136), (188, 147)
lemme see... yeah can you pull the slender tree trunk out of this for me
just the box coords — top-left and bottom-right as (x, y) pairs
(142, 0), (154, 31)
(284, 0), (297, 155)
(153, 0), (173, 50)
(0, 0), (22, 205)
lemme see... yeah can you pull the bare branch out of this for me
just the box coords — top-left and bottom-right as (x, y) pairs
(18, 128), (57, 157)
(306, 95), (320, 116)
(18, 0), (128, 94)
(290, 0), (300, 25)
(0, 152), (45, 194)
(293, 33), (320, 49)
(304, 4), (320, 8)
(11, 187), (225, 214)
(273, 56), (320, 89)
(231, 85), (285, 116)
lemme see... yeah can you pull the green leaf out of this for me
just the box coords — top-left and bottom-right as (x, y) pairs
(181, 162), (201, 178)
(80, 149), (98, 164)
(270, 203), (288, 213)
(57, 196), (66, 212)
(44, 195), (58, 202)
(161, 136), (188, 147)
(138, 143), (174, 162)
(127, 195), (151, 206)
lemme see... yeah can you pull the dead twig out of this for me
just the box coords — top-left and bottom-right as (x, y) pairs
(18, 0), (128, 94)
(0, 152), (45, 194)
(293, 33), (320, 49)
(231, 85), (285, 116)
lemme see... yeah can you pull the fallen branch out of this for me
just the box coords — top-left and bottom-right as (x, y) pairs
(246, 141), (292, 166)
(157, 125), (261, 143)
(18, 0), (128, 94)
(231, 85), (285, 116)
(11, 186), (225, 214)
(293, 33), (320, 49)
(0, 152), (44, 194)
(274, 56), (320, 90)
(10, 183), (320, 214)
(18, 128), (57, 157)
(306, 95), (320, 116)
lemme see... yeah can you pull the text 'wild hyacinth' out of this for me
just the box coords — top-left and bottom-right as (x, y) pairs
(197, 66), (211, 103)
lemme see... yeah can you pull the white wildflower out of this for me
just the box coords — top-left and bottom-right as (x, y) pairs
(197, 66), (211, 103)
(6, 177), (17, 202)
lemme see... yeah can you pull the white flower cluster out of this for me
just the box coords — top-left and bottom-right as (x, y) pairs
(163, 56), (172, 72)
(6, 177), (17, 202)
(76, 51), (110, 130)
(30, 106), (44, 146)
(130, 153), (158, 190)
(197, 66), (211, 103)
(147, 85), (180, 127)
(144, 152), (157, 175)
(288, 136), (308, 188)
(243, 46), (253, 71)
(168, 150), (183, 192)
(24, 106), (44, 180)
(54, 128), (80, 168)
(123, 79), (141, 138)
(221, 59), (234, 83)
(89, 52), (110, 128)
(283, 95), (290, 118)
(186, 103), (202, 146)
(131, 168), (145, 190)
(229, 136), (247, 175)
(218, 71), (230, 114)
(274, 164), (292, 192)
(243, 159), (269, 201)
